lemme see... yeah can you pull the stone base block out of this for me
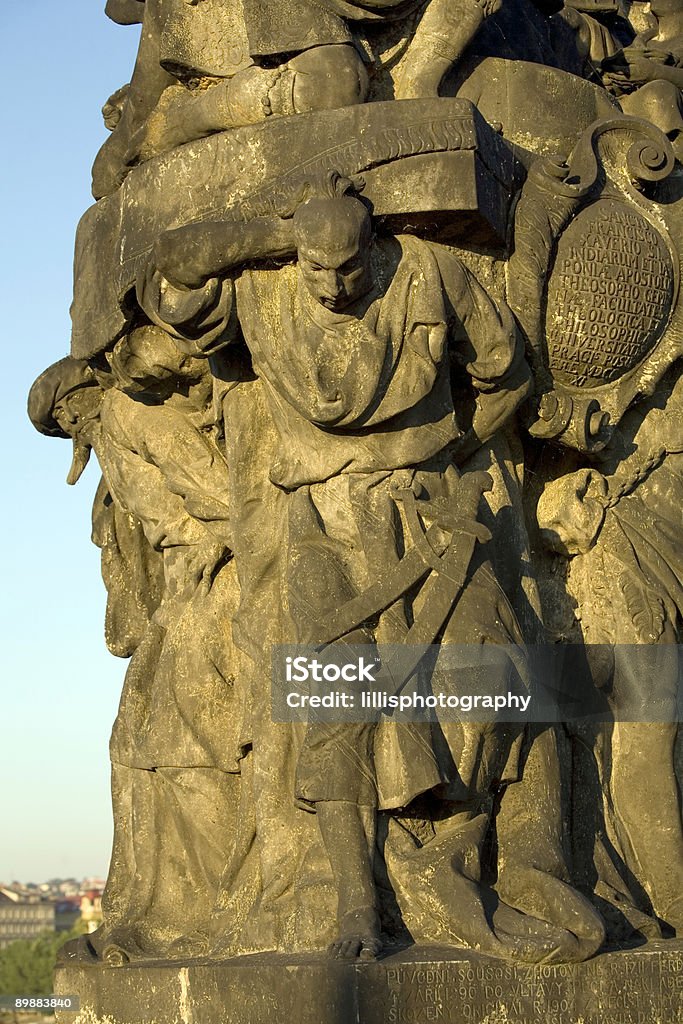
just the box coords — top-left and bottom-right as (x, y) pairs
(55, 942), (683, 1024)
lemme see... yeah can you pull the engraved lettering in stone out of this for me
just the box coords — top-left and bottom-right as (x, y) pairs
(545, 199), (675, 386)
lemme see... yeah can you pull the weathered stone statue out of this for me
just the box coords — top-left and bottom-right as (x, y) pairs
(32, 0), (682, 1020)
(538, 368), (683, 936)
(135, 173), (603, 963)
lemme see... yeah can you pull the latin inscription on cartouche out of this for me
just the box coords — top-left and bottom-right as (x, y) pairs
(545, 199), (675, 388)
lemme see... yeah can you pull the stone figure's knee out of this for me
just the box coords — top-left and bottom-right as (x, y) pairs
(289, 45), (369, 114)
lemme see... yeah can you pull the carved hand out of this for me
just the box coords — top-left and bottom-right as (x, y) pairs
(613, 46), (669, 84)
(149, 227), (215, 289)
(186, 538), (229, 594)
(537, 470), (608, 557)
(476, 0), (503, 15)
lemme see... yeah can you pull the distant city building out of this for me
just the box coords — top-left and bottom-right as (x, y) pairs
(0, 888), (55, 947)
(80, 890), (103, 933)
(82, 877), (106, 892)
(55, 896), (81, 933)
(0, 879), (106, 943)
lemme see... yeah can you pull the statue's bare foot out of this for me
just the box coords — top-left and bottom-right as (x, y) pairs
(328, 907), (382, 961)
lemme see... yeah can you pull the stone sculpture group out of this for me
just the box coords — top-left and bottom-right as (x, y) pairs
(31, 0), (682, 974)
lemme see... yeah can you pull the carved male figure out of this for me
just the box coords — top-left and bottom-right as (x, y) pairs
(94, 0), (525, 194)
(538, 369), (683, 936)
(29, 336), (243, 963)
(130, 176), (577, 959)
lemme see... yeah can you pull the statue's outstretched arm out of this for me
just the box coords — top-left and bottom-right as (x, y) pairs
(148, 216), (297, 289)
(137, 216), (297, 353)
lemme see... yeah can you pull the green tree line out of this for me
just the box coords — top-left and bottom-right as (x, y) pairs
(0, 924), (86, 998)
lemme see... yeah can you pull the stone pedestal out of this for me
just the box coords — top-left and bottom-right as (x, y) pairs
(55, 942), (683, 1024)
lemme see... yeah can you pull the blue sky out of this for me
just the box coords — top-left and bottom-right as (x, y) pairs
(0, 3), (142, 881)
